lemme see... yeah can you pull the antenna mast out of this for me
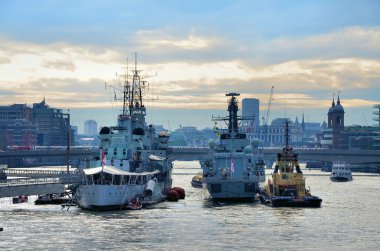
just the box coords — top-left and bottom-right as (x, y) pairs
(212, 93), (253, 134)
(122, 58), (129, 115)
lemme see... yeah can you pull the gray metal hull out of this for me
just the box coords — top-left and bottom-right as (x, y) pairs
(203, 178), (258, 201)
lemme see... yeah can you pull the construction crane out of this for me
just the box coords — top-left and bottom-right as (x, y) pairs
(262, 86), (274, 146)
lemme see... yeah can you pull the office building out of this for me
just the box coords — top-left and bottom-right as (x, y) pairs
(84, 119), (98, 136)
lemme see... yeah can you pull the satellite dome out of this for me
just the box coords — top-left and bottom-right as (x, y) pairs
(208, 139), (215, 149)
(244, 145), (253, 154)
(99, 126), (110, 135)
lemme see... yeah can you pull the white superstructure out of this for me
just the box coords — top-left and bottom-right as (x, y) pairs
(77, 166), (163, 209)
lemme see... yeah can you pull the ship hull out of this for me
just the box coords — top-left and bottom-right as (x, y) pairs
(77, 184), (145, 210)
(260, 194), (322, 208)
(191, 180), (203, 188)
(35, 198), (70, 205)
(191, 176), (203, 188)
(330, 176), (352, 182)
(203, 179), (258, 201)
(77, 179), (170, 210)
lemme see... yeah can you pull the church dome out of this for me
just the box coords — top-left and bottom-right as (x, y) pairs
(334, 103), (344, 112)
(333, 95), (344, 113)
(328, 96), (344, 113)
(328, 98), (336, 113)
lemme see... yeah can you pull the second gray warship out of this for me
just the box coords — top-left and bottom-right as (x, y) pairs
(201, 93), (265, 201)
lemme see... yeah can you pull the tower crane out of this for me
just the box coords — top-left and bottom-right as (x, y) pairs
(262, 86), (274, 146)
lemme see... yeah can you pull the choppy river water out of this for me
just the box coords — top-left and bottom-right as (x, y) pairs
(1, 161), (379, 250)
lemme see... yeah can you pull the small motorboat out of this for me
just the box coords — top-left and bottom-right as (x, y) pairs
(35, 194), (70, 205)
(125, 195), (142, 210)
(191, 174), (203, 188)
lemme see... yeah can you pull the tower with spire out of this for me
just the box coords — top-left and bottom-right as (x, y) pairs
(301, 113), (305, 136)
(327, 93), (345, 148)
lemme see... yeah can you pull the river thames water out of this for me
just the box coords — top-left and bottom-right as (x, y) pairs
(1, 161), (379, 250)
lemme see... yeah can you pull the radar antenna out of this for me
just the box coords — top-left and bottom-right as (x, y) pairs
(105, 53), (153, 118)
(212, 93), (253, 134)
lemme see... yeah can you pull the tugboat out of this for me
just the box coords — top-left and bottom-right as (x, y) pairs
(76, 55), (180, 210)
(259, 120), (322, 207)
(201, 93), (265, 201)
(330, 161), (352, 182)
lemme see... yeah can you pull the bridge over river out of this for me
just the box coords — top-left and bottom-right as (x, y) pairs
(1, 147), (379, 167)
(0, 148), (98, 167)
(261, 148), (380, 165)
(169, 147), (380, 165)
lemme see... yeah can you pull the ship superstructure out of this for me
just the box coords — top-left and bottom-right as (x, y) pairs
(201, 93), (265, 201)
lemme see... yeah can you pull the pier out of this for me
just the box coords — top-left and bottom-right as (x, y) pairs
(0, 169), (82, 198)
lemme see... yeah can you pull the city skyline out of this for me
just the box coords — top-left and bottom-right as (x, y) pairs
(0, 1), (379, 132)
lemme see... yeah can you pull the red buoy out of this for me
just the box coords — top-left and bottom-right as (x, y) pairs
(166, 189), (179, 202)
(172, 187), (185, 199)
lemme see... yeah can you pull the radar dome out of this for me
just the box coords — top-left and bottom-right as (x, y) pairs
(250, 138), (261, 148)
(99, 126), (110, 135)
(244, 145), (253, 154)
(208, 139), (215, 149)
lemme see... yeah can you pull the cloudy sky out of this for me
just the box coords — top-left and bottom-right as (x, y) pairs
(1, 0), (379, 133)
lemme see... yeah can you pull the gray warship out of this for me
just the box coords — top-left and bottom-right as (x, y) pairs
(201, 93), (265, 201)
(76, 56), (175, 210)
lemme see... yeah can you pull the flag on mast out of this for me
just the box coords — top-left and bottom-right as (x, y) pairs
(231, 159), (235, 174)
(101, 150), (107, 167)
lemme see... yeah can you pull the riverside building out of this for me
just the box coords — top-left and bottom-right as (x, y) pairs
(0, 99), (72, 149)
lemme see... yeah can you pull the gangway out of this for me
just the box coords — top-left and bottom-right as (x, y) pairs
(0, 173), (82, 198)
(4, 169), (80, 178)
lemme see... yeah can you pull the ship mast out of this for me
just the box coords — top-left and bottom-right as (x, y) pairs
(126, 52), (147, 118)
(285, 119), (290, 149)
(227, 93), (239, 133)
(212, 92), (253, 135)
(106, 53), (148, 121)
(122, 58), (129, 115)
